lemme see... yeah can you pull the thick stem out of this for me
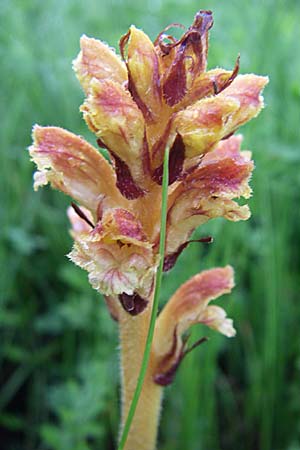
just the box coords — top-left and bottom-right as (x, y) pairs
(119, 307), (163, 450)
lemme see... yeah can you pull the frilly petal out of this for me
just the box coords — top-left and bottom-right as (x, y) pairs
(81, 79), (148, 193)
(68, 208), (157, 298)
(153, 266), (235, 381)
(200, 305), (236, 337)
(120, 26), (162, 121)
(73, 35), (127, 93)
(29, 126), (118, 214)
(69, 241), (155, 297)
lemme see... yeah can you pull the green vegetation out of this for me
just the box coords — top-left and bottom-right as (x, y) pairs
(1, 0), (300, 449)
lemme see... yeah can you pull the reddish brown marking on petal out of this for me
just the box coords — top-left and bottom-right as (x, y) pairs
(95, 83), (132, 119)
(118, 126), (130, 146)
(163, 237), (213, 272)
(113, 209), (147, 241)
(110, 151), (146, 200)
(152, 134), (185, 185)
(220, 75), (268, 117)
(127, 46), (162, 121)
(96, 137), (110, 150)
(154, 328), (208, 386)
(168, 134), (185, 184)
(96, 199), (104, 222)
(36, 148), (98, 175)
(163, 45), (187, 106)
(195, 103), (226, 128)
(151, 165), (163, 185)
(128, 71), (154, 120)
(154, 339), (208, 386)
(174, 268), (233, 307)
(190, 10), (213, 75)
(119, 29), (131, 61)
(152, 118), (173, 160)
(119, 28), (159, 121)
(154, 354), (183, 386)
(36, 148), (102, 189)
(162, 10), (213, 106)
(154, 327), (180, 386)
(118, 292), (148, 315)
(157, 11), (213, 61)
(187, 157), (252, 195)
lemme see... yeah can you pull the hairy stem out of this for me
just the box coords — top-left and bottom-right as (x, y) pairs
(119, 307), (163, 450)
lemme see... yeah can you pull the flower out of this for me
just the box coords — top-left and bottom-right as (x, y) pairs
(153, 266), (235, 385)
(29, 10), (267, 325)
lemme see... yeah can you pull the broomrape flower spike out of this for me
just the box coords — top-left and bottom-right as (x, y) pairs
(28, 9), (268, 450)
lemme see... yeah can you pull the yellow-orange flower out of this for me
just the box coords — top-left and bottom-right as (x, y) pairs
(29, 10), (267, 327)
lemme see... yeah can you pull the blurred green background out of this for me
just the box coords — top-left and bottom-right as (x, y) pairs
(1, 0), (300, 449)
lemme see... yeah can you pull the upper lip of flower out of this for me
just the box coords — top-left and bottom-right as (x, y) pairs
(29, 10), (268, 304)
